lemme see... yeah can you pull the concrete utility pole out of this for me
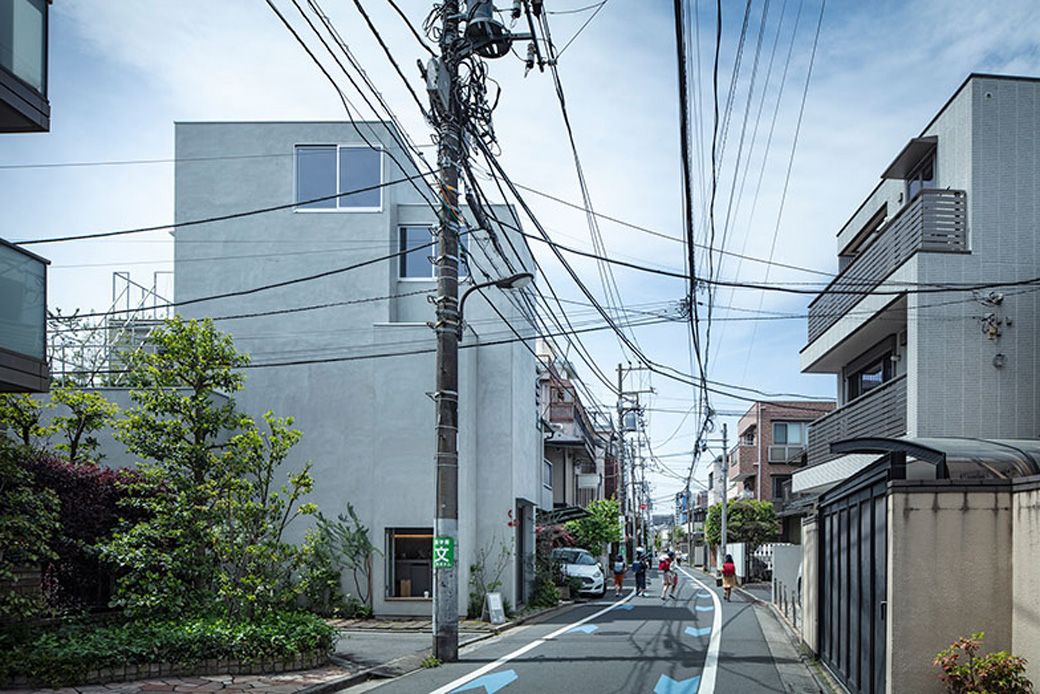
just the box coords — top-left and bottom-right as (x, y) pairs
(720, 423), (729, 570)
(432, 0), (463, 663)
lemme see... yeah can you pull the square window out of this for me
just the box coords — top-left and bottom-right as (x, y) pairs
(339, 146), (382, 208)
(295, 146), (337, 209)
(387, 528), (433, 598)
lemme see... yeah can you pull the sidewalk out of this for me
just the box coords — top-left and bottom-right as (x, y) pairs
(7, 668), (357, 694)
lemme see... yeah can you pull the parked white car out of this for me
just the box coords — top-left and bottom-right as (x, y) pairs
(551, 548), (605, 597)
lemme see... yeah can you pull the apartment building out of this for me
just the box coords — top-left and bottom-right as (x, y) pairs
(174, 121), (544, 616)
(1, 0), (50, 391)
(726, 400), (835, 503)
(794, 74), (1040, 496)
(790, 74), (1040, 694)
(537, 344), (611, 515)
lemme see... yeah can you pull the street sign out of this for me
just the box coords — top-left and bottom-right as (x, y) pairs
(433, 536), (455, 569)
(486, 592), (506, 624)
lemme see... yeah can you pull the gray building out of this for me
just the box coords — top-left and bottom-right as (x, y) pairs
(173, 121), (544, 616)
(794, 73), (1040, 495)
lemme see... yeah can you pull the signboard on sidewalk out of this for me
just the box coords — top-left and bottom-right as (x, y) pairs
(433, 536), (455, 569)
(486, 592), (506, 624)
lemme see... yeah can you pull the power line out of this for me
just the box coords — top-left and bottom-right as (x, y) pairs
(556, 0), (609, 57)
(14, 173), (431, 246)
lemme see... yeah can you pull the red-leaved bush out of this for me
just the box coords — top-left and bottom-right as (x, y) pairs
(24, 455), (138, 612)
(934, 632), (1033, 693)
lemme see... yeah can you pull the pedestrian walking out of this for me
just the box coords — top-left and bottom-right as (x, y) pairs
(722, 554), (737, 601)
(667, 550), (679, 599)
(631, 553), (648, 596)
(611, 555), (627, 596)
(658, 552), (674, 601)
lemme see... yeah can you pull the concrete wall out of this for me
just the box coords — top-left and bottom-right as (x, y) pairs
(771, 543), (802, 629)
(173, 121), (542, 616)
(886, 488), (1013, 694)
(1012, 483), (1040, 686)
(800, 516), (819, 653)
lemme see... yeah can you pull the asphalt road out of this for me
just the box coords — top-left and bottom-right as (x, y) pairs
(353, 567), (792, 694)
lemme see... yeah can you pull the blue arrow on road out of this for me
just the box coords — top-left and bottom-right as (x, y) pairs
(685, 626), (711, 638)
(653, 674), (701, 694)
(613, 603), (634, 611)
(450, 670), (518, 693)
(567, 624), (598, 634)
(696, 590), (711, 597)
(694, 604), (714, 612)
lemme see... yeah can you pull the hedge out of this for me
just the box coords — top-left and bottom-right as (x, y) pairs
(0, 610), (336, 687)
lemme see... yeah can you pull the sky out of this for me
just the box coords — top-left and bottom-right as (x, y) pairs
(2, 0), (1039, 514)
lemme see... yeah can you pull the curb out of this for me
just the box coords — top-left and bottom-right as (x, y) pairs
(301, 601), (585, 693)
(757, 600), (844, 694)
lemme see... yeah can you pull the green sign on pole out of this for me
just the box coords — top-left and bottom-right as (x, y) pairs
(433, 536), (455, 569)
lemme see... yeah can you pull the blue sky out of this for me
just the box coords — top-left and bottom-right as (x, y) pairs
(2, 0), (1039, 507)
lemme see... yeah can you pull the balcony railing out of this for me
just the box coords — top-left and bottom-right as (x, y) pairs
(806, 375), (907, 465)
(807, 189), (967, 344)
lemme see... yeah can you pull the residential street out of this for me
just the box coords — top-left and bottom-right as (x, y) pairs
(351, 569), (811, 694)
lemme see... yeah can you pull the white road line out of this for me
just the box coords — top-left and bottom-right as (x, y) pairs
(679, 567), (722, 694)
(428, 590), (635, 694)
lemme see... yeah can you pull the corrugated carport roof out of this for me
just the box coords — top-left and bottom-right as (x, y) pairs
(831, 437), (1040, 481)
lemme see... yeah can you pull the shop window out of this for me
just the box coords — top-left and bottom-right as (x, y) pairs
(387, 527), (432, 598)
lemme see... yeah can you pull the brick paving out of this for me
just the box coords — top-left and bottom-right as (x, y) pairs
(6, 666), (356, 694)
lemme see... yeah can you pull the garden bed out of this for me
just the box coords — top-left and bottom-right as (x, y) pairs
(0, 611), (335, 688)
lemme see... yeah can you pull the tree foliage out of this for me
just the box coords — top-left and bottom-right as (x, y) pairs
(565, 498), (621, 553)
(0, 440), (60, 620)
(0, 393), (48, 446)
(41, 386), (119, 464)
(704, 499), (780, 550)
(99, 317), (317, 620)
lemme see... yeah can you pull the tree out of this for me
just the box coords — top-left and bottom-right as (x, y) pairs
(100, 317), (317, 619)
(42, 386), (119, 463)
(705, 499), (779, 550)
(565, 498), (621, 553)
(671, 525), (687, 543)
(0, 393), (48, 446)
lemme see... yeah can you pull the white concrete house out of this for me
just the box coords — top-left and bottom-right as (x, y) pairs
(173, 121), (545, 617)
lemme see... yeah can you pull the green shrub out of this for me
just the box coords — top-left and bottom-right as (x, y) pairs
(529, 578), (559, 608)
(934, 631), (1033, 694)
(0, 610), (335, 687)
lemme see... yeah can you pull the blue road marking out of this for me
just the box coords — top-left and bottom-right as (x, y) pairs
(613, 603), (635, 611)
(696, 590), (711, 597)
(566, 624), (598, 634)
(653, 674), (701, 694)
(685, 626), (711, 638)
(450, 670), (518, 693)
(694, 604), (714, 612)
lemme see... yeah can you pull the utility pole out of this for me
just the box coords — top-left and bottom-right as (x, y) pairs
(431, 0), (463, 664)
(719, 423), (729, 571)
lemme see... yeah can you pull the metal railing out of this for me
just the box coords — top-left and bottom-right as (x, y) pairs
(806, 375), (907, 465)
(807, 189), (967, 344)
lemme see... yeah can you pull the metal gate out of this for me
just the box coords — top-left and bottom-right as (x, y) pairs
(818, 466), (888, 694)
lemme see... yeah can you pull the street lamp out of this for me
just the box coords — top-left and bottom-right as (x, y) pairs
(457, 272), (534, 336)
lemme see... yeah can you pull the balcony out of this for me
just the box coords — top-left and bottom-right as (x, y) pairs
(547, 401), (597, 454)
(806, 375), (907, 465)
(0, 239), (49, 392)
(807, 189), (967, 345)
(0, 0), (50, 132)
